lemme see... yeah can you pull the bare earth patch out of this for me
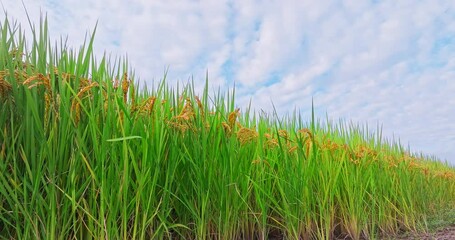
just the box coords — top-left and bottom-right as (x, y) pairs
(379, 224), (455, 240)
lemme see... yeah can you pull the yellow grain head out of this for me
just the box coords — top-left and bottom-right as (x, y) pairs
(388, 161), (398, 169)
(166, 98), (197, 134)
(79, 77), (91, 88)
(278, 129), (288, 138)
(278, 129), (290, 145)
(43, 92), (56, 131)
(122, 73), (129, 91)
(434, 171), (453, 180)
(55, 93), (61, 120)
(399, 153), (414, 162)
(102, 85), (110, 114)
(8, 48), (22, 58)
(22, 74), (39, 87)
(349, 158), (360, 165)
(167, 119), (190, 134)
(252, 159), (261, 165)
(44, 92), (51, 118)
(177, 98), (195, 121)
(104, 100), (109, 114)
(0, 75), (12, 98)
(297, 129), (314, 155)
(41, 74), (51, 91)
(222, 122), (231, 136)
(228, 108), (240, 128)
(443, 171), (454, 180)
(195, 96), (210, 129)
(195, 96), (204, 117)
(130, 83), (137, 113)
(421, 167), (429, 176)
(22, 73), (51, 92)
(122, 73), (129, 104)
(59, 72), (74, 83)
(266, 139), (279, 149)
(144, 97), (156, 114)
(354, 144), (367, 159)
(298, 128), (313, 139)
(303, 139), (312, 157)
(14, 69), (28, 82)
(322, 139), (340, 152)
(76, 82), (98, 98)
(70, 82), (98, 125)
(53, 67), (59, 76)
(236, 127), (258, 145)
(73, 102), (81, 125)
(113, 77), (119, 90)
(264, 135), (279, 149)
(288, 145), (298, 154)
(119, 110), (124, 125)
(407, 161), (420, 170)
(252, 159), (270, 168)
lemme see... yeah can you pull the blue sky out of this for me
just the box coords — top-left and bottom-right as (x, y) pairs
(2, 0), (455, 165)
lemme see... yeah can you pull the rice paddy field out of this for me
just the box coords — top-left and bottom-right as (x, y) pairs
(1, 15), (455, 240)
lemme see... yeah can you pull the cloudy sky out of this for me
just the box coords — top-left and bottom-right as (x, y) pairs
(2, 0), (454, 165)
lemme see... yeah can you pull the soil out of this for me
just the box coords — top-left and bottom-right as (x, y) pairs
(267, 224), (455, 239)
(247, 222), (455, 239)
(379, 224), (455, 240)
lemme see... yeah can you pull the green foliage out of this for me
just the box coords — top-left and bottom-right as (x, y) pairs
(0, 15), (454, 240)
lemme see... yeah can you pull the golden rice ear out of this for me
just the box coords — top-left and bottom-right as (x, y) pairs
(22, 75), (39, 87)
(131, 84), (136, 112)
(143, 97), (157, 115)
(0, 70), (8, 79)
(22, 73), (52, 93)
(8, 48), (23, 58)
(264, 138), (279, 149)
(76, 82), (98, 98)
(321, 139), (340, 152)
(113, 77), (119, 90)
(174, 98), (195, 121)
(303, 139), (313, 157)
(278, 129), (288, 138)
(228, 108), (240, 128)
(236, 127), (258, 145)
(288, 145), (298, 154)
(71, 102), (81, 125)
(252, 158), (271, 168)
(278, 129), (290, 144)
(44, 92), (53, 131)
(70, 82), (99, 126)
(298, 128), (313, 140)
(195, 96), (204, 117)
(0, 75), (12, 98)
(222, 122), (231, 136)
(13, 69), (28, 82)
(122, 73), (129, 104)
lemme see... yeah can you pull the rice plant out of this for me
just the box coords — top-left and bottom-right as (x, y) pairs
(0, 14), (454, 240)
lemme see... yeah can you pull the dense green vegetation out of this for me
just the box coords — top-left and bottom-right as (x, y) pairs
(0, 15), (454, 239)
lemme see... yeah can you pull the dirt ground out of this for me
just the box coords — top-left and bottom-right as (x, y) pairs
(379, 224), (455, 240)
